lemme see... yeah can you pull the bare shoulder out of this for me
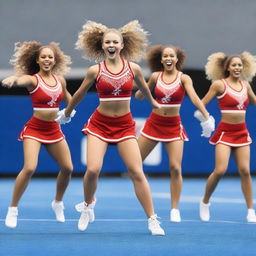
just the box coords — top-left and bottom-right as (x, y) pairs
(210, 79), (225, 94)
(242, 80), (251, 88)
(86, 64), (99, 79)
(56, 75), (66, 86)
(212, 79), (224, 89)
(129, 62), (141, 73)
(181, 73), (192, 82)
(24, 75), (37, 86)
(150, 71), (160, 81)
(129, 61), (139, 68)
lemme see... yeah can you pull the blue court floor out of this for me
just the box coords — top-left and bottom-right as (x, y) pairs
(0, 176), (256, 256)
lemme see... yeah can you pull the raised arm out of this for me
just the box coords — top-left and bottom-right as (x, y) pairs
(131, 62), (159, 109)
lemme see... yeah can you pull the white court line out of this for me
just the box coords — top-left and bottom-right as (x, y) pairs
(0, 218), (254, 224)
(96, 193), (249, 204)
(153, 194), (249, 204)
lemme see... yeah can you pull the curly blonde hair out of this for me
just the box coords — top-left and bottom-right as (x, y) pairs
(10, 41), (71, 76)
(205, 51), (256, 82)
(75, 20), (148, 62)
(146, 45), (186, 72)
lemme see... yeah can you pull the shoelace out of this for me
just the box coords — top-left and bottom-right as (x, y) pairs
(75, 199), (96, 212)
(149, 215), (161, 227)
(75, 202), (86, 212)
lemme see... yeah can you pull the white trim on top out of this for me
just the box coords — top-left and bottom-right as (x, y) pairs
(220, 110), (246, 113)
(33, 107), (59, 111)
(99, 97), (131, 101)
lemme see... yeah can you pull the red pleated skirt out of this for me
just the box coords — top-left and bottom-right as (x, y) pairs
(82, 109), (136, 143)
(140, 112), (188, 142)
(209, 121), (251, 147)
(18, 116), (64, 144)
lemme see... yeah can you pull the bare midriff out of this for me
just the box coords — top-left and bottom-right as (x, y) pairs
(97, 100), (131, 117)
(153, 106), (180, 117)
(33, 109), (59, 121)
(221, 112), (246, 124)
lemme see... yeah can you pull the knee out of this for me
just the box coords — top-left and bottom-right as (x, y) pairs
(61, 164), (73, 175)
(22, 166), (36, 177)
(239, 167), (250, 177)
(85, 167), (101, 180)
(129, 168), (144, 182)
(213, 168), (226, 178)
(170, 163), (181, 178)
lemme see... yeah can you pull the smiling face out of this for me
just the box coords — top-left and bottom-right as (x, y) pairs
(102, 31), (124, 60)
(161, 47), (178, 71)
(37, 47), (56, 72)
(227, 57), (243, 79)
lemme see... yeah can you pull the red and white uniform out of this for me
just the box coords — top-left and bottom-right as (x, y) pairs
(18, 74), (65, 144)
(82, 110), (136, 143)
(83, 59), (136, 143)
(140, 71), (188, 142)
(210, 79), (251, 147)
(154, 71), (185, 107)
(31, 73), (64, 110)
(140, 112), (188, 142)
(96, 59), (134, 101)
(19, 116), (65, 144)
(217, 79), (249, 114)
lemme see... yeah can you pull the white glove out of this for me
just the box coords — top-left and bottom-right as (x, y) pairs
(194, 110), (215, 138)
(194, 110), (205, 122)
(55, 108), (76, 124)
(200, 116), (215, 138)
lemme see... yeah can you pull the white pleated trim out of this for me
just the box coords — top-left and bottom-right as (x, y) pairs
(20, 135), (64, 143)
(82, 128), (136, 143)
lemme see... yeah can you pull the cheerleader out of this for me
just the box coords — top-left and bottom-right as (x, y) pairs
(135, 45), (214, 222)
(199, 51), (256, 222)
(56, 21), (165, 235)
(1, 41), (75, 228)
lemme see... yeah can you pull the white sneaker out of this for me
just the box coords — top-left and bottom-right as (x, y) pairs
(148, 214), (165, 236)
(5, 207), (18, 228)
(51, 200), (65, 222)
(200, 199), (210, 222)
(170, 208), (181, 222)
(247, 209), (256, 222)
(75, 199), (96, 231)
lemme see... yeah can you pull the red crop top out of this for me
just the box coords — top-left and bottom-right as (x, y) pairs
(217, 79), (249, 113)
(30, 74), (63, 110)
(95, 59), (134, 101)
(154, 71), (185, 107)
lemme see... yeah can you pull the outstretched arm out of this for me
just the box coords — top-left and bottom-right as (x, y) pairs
(1, 75), (36, 91)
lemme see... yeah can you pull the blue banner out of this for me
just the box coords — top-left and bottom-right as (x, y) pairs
(1, 93), (256, 175)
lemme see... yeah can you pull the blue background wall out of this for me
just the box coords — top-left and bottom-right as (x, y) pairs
(1, 94), (256, 175)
